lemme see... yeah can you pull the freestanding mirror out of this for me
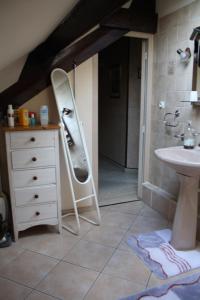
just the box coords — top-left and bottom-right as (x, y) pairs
(192, 34), (200, 94)
(51, 68), (90, 183)
(51, 68), (101, 235)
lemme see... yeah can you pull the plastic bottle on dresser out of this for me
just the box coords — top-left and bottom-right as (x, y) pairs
(40, 105), (49, 126)
(7, 105), (14, 127)
(19, 108), (29, 126)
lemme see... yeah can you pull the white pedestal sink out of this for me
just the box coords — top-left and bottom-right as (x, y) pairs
(155, 146), (200, 250)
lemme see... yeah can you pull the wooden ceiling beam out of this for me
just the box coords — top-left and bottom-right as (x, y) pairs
(130, 0), (156, 14)
(0, 27), (127, 113)
(0, 1), (158, 113)
(101, 8), (157, 34)
(20, 0), (129, 78)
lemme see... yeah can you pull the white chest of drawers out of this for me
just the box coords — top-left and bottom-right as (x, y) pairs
(4, 125), (62, 241)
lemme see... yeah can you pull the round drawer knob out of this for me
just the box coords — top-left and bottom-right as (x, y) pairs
(33, 176), (38, 181)
(32, 157), (37, 162)
(35, 211), (40, 216)
(30, 137), (35, 142)
(34, 194), (39, 199)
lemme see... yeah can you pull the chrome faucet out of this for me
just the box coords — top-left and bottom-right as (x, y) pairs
(174, 133), (184, 141)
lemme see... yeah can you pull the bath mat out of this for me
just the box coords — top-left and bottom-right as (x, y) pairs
(127, 229), (200, 279)
(120, 272), (200, 300)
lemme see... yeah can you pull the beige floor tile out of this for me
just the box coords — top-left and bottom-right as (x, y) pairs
(0, 250), (58, 288)
(101, 211), (136, 229)
(63, 239), (114, 271)
(62, 215), (93, 238)
(0, 243), (24, 268)
(26, 290), (57, 300)
(83, 225), (126, 248)
(37, 261), (99, 300)
(18, 231), (79, 259)
(140, 204), (164, 218)
(117, 238), (135, 254)
(129, 215), (169, 235)
(101, 201), (144, 215)
(0, 277), (31, 300)
(79, 209), (103, 220)
(100, 193), (139, 206)
(19, 225), (59, 237)
(84, 273), (144, 300)
(103, 249), (150, 286)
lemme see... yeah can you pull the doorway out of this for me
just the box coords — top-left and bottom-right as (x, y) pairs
(98, 37), (143, 206)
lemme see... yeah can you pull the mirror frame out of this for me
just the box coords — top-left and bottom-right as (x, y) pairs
(192, 40), (200, 91)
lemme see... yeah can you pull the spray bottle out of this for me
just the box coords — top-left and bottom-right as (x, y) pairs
(7, 105), (14, 127)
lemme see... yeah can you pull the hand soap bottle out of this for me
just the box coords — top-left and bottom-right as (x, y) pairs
(184, 121), (195, 149)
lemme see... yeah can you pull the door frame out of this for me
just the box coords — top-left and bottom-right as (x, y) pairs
(93, 31), (153, 200)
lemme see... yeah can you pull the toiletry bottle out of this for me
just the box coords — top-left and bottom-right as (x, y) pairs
(19, 108), (29, 126)
(30, 113), (36, 126)
(184, 121), (195, 149)
(40, 105), (48, 126)
(7, 105), (14, 127)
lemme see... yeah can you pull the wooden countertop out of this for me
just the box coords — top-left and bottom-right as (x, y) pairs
(1, 124), (60, 132)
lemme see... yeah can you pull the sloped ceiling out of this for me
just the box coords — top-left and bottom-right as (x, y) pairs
(156, 0), (195, 18)
(0, 0), (158, 110)
(0, 0), (78, 71)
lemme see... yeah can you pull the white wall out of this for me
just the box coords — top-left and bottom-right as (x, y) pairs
(127, 38), (142, 169)
(0, 56), (27, 92)
(156, 0), (195, 18)
(0, 0), (78, 71)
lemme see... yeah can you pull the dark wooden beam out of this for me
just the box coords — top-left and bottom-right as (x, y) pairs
(20, 0), (129, 78)
(130, 0), (156, 14)
(101, 8), (157, 34)
(0, 1), (158, 113)
(44, 0), (129, 54)
(0, 27), (127, 113)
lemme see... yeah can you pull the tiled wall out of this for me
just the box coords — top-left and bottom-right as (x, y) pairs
(150, 1), (200, 199)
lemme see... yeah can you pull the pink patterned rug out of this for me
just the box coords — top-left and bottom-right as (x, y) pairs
(120, 272), (200, 300)
(127, 229), (200, 279)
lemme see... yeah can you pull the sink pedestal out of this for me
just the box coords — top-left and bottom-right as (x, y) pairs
(171, 174), (199, 250)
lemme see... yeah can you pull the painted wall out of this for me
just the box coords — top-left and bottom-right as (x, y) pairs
(0, 0), (78, 71)
(150, 1), (200, 198)
(127, 39), (141, 169)
(0, 56), (27, 92)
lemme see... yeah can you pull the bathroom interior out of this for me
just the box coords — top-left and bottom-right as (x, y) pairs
(1, 0), (200, 299)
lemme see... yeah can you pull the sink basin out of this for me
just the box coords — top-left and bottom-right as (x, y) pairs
(154, 146), (200, 250)
(155, 146), (200, 176)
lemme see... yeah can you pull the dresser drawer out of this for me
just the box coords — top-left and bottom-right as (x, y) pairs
(10, 131), (55, 149)
(11, 148), (56, 169)
(16, 203), (57, 224)
(15, 185), (57, 206)
(13, 168), (56, 188)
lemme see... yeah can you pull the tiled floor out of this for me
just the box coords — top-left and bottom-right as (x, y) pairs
(0, 201), (199, 300)
(99, 157), (138, 205)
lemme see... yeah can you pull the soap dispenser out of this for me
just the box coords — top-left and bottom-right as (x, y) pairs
(184, 121), (195, 149)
